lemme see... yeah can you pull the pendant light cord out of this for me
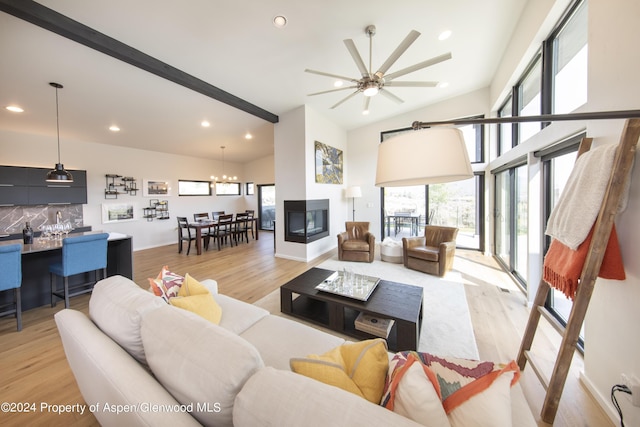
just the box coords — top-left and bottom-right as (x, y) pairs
(55, 85), (61, 164)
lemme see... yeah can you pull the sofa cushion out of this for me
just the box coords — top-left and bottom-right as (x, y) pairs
(215, 294), (269, 334)
(141, 304), (264, 427)
(233, 367), (423, 427)
(55, 309), (201, 427)
(89, 275), (166, 365)
(290, 338), (389, 403)
(169, 274), (222, 324)
(240, 315), (345, 370)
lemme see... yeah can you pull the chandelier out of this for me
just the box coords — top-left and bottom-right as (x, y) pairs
(210, 146), (237, 183)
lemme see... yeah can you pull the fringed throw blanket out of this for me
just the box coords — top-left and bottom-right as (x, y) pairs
(543, 225), (625, 300)
(543, 143), (628, 299)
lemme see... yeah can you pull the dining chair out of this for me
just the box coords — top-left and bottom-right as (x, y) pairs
(212, 211), (225, 221)
(50, 233), (109, 308)
(245, 210), (255, 239)
(0, 243), (23, 331)
(233, 212), (250, 244)
(212, 214), (234, 250)
(177, 217), (204, 255)
(193, 212), (212, 246)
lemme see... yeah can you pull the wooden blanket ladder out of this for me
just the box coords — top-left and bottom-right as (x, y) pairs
(516, 118), (640, 424)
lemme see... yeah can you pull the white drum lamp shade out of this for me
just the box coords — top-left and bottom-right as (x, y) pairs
(375, 128), (473, 187)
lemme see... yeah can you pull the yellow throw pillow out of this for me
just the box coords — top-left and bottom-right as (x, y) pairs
(179, 273), (210, 296)
(169, 274), (222, 324)
(290, 338), (389, 403)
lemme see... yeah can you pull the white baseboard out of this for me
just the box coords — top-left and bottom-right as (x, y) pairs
(579, 371), (619, 425)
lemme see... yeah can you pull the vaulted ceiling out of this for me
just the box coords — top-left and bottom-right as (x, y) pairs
(0, 0), (527, 163)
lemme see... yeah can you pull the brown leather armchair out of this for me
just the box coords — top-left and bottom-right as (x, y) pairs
(338, 222), (375, 263)
(402, 225), (458, 276)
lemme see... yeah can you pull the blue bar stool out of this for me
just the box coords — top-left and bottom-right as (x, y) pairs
(0, 243), (23, 331)
(50, 233), (109, 308)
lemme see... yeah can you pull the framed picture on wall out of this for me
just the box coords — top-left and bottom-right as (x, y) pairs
(143, 179), (171, 197)
(102, 203), (138, 223)
(315, 141), (343, 184)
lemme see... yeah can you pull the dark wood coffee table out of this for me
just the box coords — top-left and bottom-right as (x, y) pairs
(280, 267), (423, 351)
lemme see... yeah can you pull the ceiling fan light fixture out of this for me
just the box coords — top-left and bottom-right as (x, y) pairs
(363, 82), (379, 97)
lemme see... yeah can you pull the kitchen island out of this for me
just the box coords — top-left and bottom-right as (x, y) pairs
(0, 231), (132, 311)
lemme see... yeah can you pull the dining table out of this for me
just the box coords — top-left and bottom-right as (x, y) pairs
(188, 215), (259, 255)
(384, 213), (421, 237)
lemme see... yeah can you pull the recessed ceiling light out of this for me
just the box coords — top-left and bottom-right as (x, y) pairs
(334, 81), (343, 88)
(437, 81), (450, 88)
(245, 132), (253, 140)
(109, 125), (120, 132)
(273, 15), (287, 28)
(438, 30), (452, 41)
(362, 109), (370, 116)
(6, 105), (24, 113)
(201, 120), (210, 127)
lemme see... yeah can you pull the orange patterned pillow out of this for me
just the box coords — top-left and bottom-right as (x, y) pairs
(148, 265), (184, 302)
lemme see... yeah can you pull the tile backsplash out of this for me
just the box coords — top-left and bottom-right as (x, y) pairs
(0, 205), (84, 234)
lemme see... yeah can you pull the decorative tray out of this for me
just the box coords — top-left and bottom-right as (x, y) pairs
(315, 271), (380, 301)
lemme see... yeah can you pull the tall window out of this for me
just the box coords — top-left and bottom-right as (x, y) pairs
(429, 175), (484, 250)
(498, 96), (513, 155)
(494, 162), (528, 287)
(495, 0), (587, 155)
(518, 56), (542, 143)
(552, 0), (588, 113)
(539, 137), (584, 343)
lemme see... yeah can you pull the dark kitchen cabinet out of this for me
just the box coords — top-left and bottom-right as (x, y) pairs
(0, 166), (29, 206)
(0, 166), (87, 206)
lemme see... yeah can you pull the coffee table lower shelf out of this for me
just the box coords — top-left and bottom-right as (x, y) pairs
(281, 268), (423, 352)
(286, 294), (402, 350)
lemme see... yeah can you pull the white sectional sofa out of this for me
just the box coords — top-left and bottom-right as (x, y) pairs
(55, 274), (536, 426)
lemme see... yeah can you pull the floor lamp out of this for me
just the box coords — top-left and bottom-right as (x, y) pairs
(345, 186), (362, 221)
(374, 108), (640, 425)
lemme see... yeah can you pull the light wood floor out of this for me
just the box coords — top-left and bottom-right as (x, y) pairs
(0, 231), (613, 426)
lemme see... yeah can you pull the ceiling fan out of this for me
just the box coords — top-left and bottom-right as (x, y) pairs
(305, 25), (451, 113)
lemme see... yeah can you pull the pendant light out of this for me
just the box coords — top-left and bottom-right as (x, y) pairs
(46, 82), (73, 182)
(210, 146), (237, 183)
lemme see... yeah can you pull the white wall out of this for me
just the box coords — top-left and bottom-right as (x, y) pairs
(274, 105), (348, 262)
(0, 129), (274, 250)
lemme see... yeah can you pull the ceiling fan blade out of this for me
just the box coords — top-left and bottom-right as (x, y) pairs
(307, 86), (358, 96)
(384, 52), (452, 81)
(374, 30), (420, 79)
(363, 96), (371, 112)
(343, 39), (370, 78)
(331, 90), (360, 109)
(385, 81), (438, 87)
(379, 88), (404, 104)
(305, 68), (359, 83)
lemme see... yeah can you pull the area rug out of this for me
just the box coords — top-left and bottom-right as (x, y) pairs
(254, 256), (479, 360)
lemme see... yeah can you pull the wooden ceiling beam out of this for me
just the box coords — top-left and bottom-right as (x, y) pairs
(0, 0), (279, 124)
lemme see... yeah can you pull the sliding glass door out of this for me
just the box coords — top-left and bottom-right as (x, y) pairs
(257, 184), (275, 230)
(494, 164), (528, 287)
